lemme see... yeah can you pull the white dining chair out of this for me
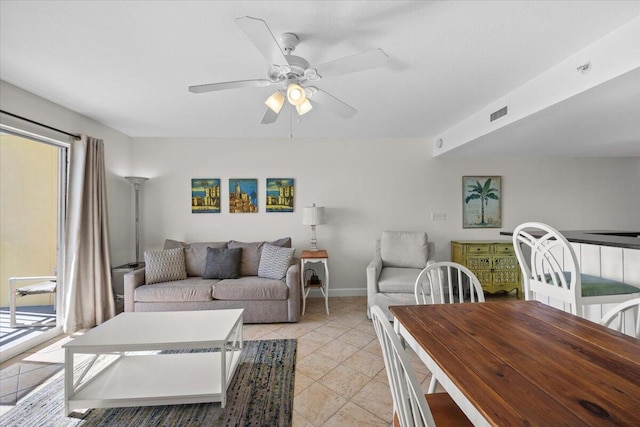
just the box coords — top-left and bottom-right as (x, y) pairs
(600, 297), (640, 338)
(371, 306), (472, 427)
(415, 261), (485, 305)
(414, 261), (484, 394)
(512, 222), (640, 317)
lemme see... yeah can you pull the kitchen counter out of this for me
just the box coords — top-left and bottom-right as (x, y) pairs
(500, 230), (640, 250)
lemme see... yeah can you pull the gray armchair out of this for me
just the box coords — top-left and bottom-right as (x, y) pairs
(367, 231), (436, 319)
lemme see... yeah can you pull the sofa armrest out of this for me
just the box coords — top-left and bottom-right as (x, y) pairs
(285, 259), (301, 322)
(427, 241), (436, 262)
(367, 243), (383, 297)
(124, 267), (146, 312)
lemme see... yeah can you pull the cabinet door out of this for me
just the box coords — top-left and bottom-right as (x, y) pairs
(466, 255), (492, 288)
(491, 255), (520, 289)
(489, 244), (518, 289)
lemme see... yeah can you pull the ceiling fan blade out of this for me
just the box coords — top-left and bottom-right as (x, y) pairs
(315, 48), (388, 78)
(188, 79), (272, 94)
(236, 16), (289, 66)
(310, 89), (357, 119)
(261, 106), (280, 124)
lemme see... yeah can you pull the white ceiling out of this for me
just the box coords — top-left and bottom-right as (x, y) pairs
(1, 1), (639, 156)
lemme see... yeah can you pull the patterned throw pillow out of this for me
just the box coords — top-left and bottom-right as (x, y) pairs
(203, 247), (242, 279)
(144, 248), (187, 285)
(258, 244), (295, 280)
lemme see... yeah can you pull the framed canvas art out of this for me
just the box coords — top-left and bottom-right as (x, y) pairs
(266, 178), (294, 213)
(229, 179), (258, 213)
(191, 178), (220, 213)
(463, 176), (502, 228)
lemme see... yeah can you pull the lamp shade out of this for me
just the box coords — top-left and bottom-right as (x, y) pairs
(296, 99), (313, 116)
(265, 91), (285, 113)
(302, 204), (325, 226)
(287, 83), (306, 106)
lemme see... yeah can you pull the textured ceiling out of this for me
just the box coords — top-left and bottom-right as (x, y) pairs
(1, 1), (639, 156)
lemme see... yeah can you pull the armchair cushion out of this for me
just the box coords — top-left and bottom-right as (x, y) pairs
(381, 231), (429, 269)
(378, 267), (425, 294)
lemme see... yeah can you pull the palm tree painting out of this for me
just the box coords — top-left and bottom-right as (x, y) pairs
(463, 176), (502, 228)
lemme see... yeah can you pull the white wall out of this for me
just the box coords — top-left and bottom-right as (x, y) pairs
(132, 136), (640, 295)
(3, 81), (638, 298)
(0, 81), (134, 266)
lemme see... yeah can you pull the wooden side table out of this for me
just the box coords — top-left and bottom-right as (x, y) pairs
(300, 250), (329, 315)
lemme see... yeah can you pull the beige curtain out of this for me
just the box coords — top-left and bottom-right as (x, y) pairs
(62, 136), (115, 333)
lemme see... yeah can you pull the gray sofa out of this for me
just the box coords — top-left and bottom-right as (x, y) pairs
(124, 238), (300, 323)
(367, 231), (436, 320)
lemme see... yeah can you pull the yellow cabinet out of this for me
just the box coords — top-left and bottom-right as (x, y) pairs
(451, 241), (521, 297)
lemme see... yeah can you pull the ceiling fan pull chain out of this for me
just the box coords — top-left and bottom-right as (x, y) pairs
(289, 106), (293, 139)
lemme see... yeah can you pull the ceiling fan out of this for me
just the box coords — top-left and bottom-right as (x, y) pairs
(188, 16), (388, 124)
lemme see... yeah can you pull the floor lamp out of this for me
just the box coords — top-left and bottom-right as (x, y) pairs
(125, 176), (148, 263)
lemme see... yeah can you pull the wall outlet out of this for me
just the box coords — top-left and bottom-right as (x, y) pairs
(431, 211), (447, 221)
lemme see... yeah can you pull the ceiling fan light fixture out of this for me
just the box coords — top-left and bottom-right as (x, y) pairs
(265, 91), (285, 113)
(296, 99), (313, 116)
(287, 83), (306, 105)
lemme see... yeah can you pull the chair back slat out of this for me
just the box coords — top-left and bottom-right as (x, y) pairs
(415, 262), (485, 305)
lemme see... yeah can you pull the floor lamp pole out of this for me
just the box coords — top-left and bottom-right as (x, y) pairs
(125, 177), (148, 263)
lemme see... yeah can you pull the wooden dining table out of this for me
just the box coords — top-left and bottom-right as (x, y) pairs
(390, 301), (640, 427)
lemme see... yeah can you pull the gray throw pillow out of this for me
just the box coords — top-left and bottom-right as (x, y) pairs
(203, 247), (242, 279)
(144, 248), (187, 285)
(258, 243), (295, 280)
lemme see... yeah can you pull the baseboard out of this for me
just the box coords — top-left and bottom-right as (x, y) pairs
(305, 287), (367, 298)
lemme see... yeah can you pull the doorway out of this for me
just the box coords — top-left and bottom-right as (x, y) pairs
(0, 130), (68, 362)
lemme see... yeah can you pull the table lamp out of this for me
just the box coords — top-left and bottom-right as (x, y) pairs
(302, 203), (326, 251)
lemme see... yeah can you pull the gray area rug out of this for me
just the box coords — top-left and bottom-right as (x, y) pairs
(1, 339), (296, 427)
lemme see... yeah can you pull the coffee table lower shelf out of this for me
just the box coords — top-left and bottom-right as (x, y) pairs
(66, 350), (242, 414)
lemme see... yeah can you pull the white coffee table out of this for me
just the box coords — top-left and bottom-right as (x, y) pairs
(62, 309), (243, 416)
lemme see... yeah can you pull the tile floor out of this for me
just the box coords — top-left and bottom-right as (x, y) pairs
(0, 296), (437, 426)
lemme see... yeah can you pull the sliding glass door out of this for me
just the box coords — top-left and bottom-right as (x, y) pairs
(0, 129), (68, 362)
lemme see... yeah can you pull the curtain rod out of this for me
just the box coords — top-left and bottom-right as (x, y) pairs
(0, 109), (81, 140)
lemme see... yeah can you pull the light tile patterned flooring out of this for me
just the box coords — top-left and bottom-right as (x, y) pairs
(0, 296), (436, 426)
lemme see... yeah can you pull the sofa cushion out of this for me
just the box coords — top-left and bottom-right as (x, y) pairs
(135, 277), (217, 302)
(144, 248), (187, 285)
(212, 277), (289, 301)
(203, 247), (242, 279)
(164, 239), (228, 277)
(381, 231), (428, 269)
(378, 267), (425, 294)
(258, 244), (295, 280)
(228, 237), (292, 276)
